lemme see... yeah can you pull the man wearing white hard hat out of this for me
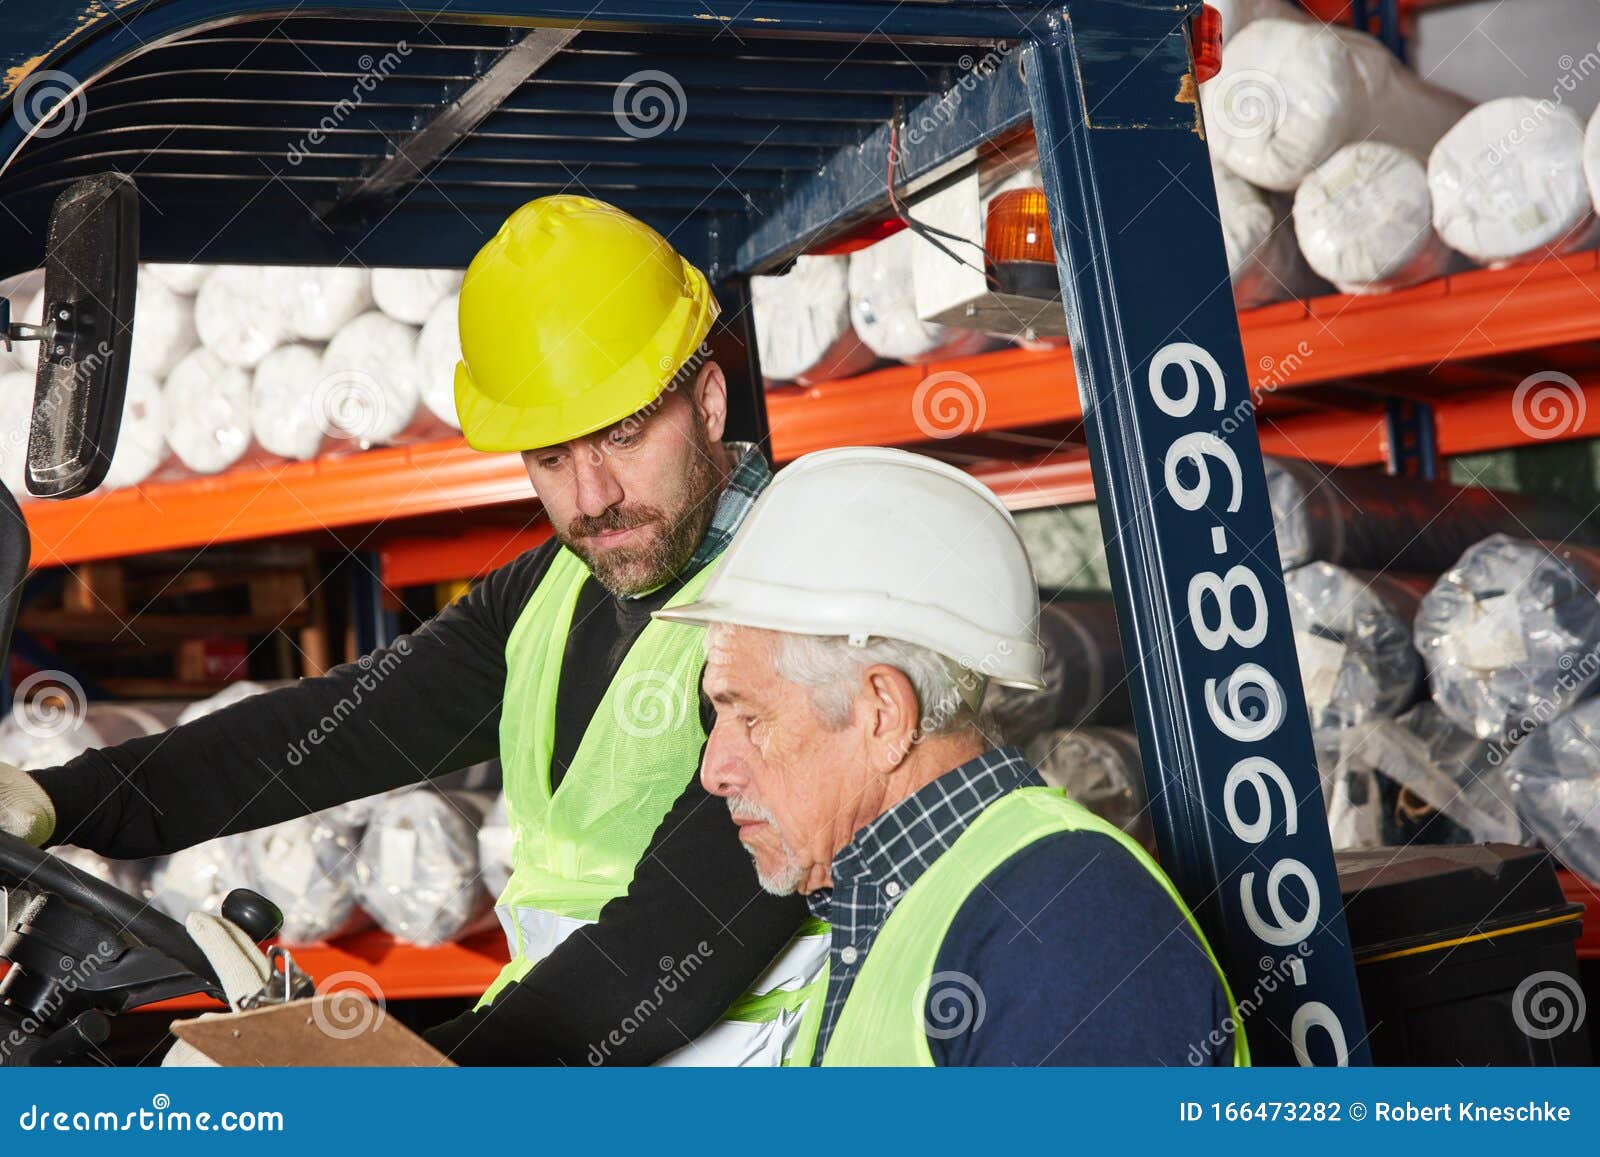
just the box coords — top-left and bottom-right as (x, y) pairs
(657, 447), (1248, 1066)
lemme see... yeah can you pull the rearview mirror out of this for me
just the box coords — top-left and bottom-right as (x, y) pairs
(19, 173), (139, 499)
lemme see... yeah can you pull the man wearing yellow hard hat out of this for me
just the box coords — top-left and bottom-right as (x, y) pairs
(2, 195), (824, 1065)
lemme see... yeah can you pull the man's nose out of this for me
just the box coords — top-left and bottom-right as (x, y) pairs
(571, 444), (624, 518)
(701, 718), (747, 799)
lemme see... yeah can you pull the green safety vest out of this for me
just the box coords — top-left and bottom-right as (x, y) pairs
(817, 786), (1250, 1067)
(478, 546), (828, 1066)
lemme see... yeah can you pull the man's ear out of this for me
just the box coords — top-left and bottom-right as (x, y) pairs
(693, 360), (728, 443)
(863, 664), (919, 772)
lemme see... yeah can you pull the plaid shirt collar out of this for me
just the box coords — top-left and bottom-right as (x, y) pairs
(619, 440), (768, 600)
(806, 746), (1042, 922)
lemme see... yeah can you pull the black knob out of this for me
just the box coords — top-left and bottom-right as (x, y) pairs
(221, 889), (283, 943)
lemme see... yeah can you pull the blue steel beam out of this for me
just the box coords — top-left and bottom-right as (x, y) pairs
(1025, 2), (1369, 1065)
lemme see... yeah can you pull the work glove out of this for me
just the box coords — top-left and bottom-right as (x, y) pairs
(0, 760), (55, 847)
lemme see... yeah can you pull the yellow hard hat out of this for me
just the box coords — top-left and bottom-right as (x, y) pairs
(454, 195), (720, 452)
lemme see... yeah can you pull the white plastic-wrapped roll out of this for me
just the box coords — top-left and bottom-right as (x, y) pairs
(1214, 163), (1299, 308)
(847, 229), (996, 363)
(752, 254), (876, 384)
(1204, 20), (1469, 193)
(176, 680), (272, 725)
(1429, 98), (1597, 266)
(148, 834), (253, 921)
(0, 370), (34, 499)
(164, 347), (255, 474)
(245, 811), (371, 944)
(102, 369), (171, 491)
(128, 270), (199, 383)
(144, 263), (211, 296)
(251, 343), (328, 460)
(274, 267), (373, 342)
(1209, 0), (1308, 41)
(318, 312), (423, 446)
(1586, 102), (1600, 214)
(1, 271), (44, 372)
(1413, 535), (1600, 740)
(1294, 143), (1457, 293)
(415, 294), (463, 429)
(477, 792), (513, 899)
(370, 268), (464, 326)
(193, 265), (291, 368)
(1506, 697), (1600, 882)
(354, 788), (494, 946)
(0, 701), (184, 772)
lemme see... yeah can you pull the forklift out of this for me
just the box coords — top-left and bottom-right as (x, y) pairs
(0, 0), (1587, 1067)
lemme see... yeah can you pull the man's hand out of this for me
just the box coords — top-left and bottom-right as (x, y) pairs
(0, 762), (56, 846)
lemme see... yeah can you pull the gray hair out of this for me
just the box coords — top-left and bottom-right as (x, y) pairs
(772, 632), (987, 738)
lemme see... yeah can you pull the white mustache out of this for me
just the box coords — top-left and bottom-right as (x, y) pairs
(727, 797), (778, 830)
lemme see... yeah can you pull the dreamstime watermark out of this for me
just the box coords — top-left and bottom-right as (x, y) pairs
(310, 970), (387, 1041)
(912, 370), (987, 441)
(1511, 370), (1585, 441)
(920, 970), (987, 1040)
(284, 640), (412, 766)
(286, 43), (412, 164)
(12, 70), (87, 139)
(891, 46), (1013, 161)
(1483, 40), (1600, 166)
(1483, 642), (1600, 764)
(16, 1095), (284, 1134)
(1511, 969), (1587, 1041)
(12, 670), (87, 741)
(313, 367), (390, 443)
(586, 943), (714, 1064)
(1205, 69), (1287, 142)
(613, 70), (687, 139)
(0, 937), (120, 1062)
(1187, 941), (1314, 1065)
(611, 668), (691, 739)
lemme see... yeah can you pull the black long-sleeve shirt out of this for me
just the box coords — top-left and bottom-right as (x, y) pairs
(30, 539), (809, 1064)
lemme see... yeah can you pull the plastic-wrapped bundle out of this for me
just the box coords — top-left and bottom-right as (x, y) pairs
(145, 263), (211, 296)
(847, 230), (997, 363)
(477, 792), (513, 899)
(1414, 535), (1600, 740)
(0, 701), (185, 771)
(1506, 697), (1600, 882)
(1208, 0), (1308, 41)
(164, 348), (256, 474)
(1204, 20), (1468, 193)
(1214, 164), (1301, 308)
(1312, 728), (1383, 850)
(176, 680), (272, 725)
(415, 294), (463, 429)
(102, 370), (171, 491)
(251, 343), (328, 461)
(318, 312), (427, 447)
(1429, 98), (1597, 266)
(0, 371), (34, 499)
(1264, 455), (1596, 572)
(1025, 727), (1151, 848)
(128, 270), (198, 382)
(244, 811), (370, 944)
(985, 599), (1130, 747)
(148, 834), (253, 921)
(354, 788), (494, 945)
(1285, 563), (1428, 729)
(1351, 703), (1523, 844)
(273, 267), (372, 342)
(1293, 143), (1458, 293)
(370, 268), (464, 326)
(752, 255), (876, 384)
(193, 266), (291, 368)
(1586, 103), (1600, 214)
(50, 845), (151, 898)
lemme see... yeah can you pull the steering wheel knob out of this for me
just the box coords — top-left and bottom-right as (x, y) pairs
(221, 889), (283, 944)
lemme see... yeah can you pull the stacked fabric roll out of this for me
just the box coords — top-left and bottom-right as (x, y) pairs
(751, 255), (876, 385)
(371, 268), (463, 326)
(847, 229), (996, 363)
(194, 266), (291, 369)
(318, 311), (432, 448)
(354, 788), (495, 946)
(1286, 564), (1428, 730)
(0, 370), (34, 499)
(416, 293), (464, 430)
(1264, 456), (1597, 572)
(1293, 142), (1458, 293)
(1506, 697), (1600, 882)
(1429, 98), (1598, 267)
(1204, 20), (1470, 194)
(1025, 726), (1152, 849)
(250, 343), (328, 461)
(128, 270), (199, 383)
(164, 347), (256, 475)
(103, 370), (173, 491)
(478, 791), (514, 899)
(1586, 103), (1600, 215)
(985, 599), (1131, 747)
(244, 811), (371, 944)
(1214, 164), (1304, 308)
(1413, 535), (1600, 741)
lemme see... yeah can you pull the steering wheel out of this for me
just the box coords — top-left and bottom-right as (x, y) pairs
(0, 830), (232, 1064)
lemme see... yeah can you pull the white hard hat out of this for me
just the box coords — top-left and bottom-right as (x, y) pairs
(657, 446), (1045, 689)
